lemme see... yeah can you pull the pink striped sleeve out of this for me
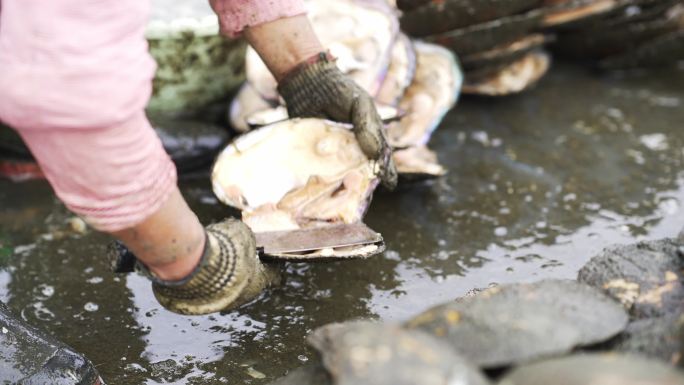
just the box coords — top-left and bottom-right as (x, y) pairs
(209, 0), (307, 37)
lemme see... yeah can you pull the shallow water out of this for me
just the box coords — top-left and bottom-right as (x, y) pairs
(0, 63), (683, 384)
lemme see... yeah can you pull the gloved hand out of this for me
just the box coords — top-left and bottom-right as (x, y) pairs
(110, 219), (280, 315)
(277, 52), (398, 190)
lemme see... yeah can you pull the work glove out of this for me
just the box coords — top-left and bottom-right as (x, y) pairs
(277, 52), (398, 190)
(110, 219), (280, 315)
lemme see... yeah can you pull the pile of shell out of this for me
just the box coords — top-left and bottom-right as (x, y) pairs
(268, 235), (684, 385)
(394, 0), (684, 95)
(544, 0), (684, 69)
(395, 0), (552, 96)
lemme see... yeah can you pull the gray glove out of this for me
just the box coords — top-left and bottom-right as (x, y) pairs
(109, 219), (280, 315)
(277, 52), (398, 190)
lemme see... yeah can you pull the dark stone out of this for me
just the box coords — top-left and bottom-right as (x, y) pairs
(0, 301), (101, 384)
(608, 313), (684, 366)
(400, 0), (543, 37)
(404, 279), (628, 368)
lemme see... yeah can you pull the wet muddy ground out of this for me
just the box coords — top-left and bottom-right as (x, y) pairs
(1, 62), (683, 384)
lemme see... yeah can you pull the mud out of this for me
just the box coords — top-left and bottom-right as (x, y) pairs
(0, 62), (683, 383)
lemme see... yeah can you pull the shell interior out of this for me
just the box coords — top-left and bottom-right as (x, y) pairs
(212, 118), (383, 260)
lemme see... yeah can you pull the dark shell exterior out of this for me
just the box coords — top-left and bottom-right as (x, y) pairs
(400, 0), (543, 37)
(555, 6), (683, 58)
(425, 9), (545, 56)
(498, 353), (684, 385)
(404, 279), (628, 368)
(460, 34), (550, 71)
(606, 313), (684, 365)
(599, 29), (684, 69)
(308, 321), (490, 385)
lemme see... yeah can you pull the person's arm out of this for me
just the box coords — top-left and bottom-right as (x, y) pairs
(210, 0), (397, 189)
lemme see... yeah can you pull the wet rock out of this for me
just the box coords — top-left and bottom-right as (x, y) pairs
(404, 279), (628, 368)
(268, 362), (332, 385)
(497, 353), (684, 385)
(308, 320), (490, 385)
(578, 238), (684, 319)
(0, 301), (102, 384)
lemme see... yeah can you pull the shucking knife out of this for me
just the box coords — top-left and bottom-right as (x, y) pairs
(255, 222), (384, 258)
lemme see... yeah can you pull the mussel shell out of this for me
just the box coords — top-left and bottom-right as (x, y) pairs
(599, 28), (684, 69)
(462, 51), (551, 96)
(393, 146), (447, 180)
(228, 83), (276, 133)
(555, 4), (684, 58)
(499, 354), (684, 385)
(541, 0), (619, 28)
(425, 9), (545, 56)
(388, 42), (463, 148)
(543, 0), (677, 29)
(404, 279), (628, 368)
(212, 118), (377, 211)
(307, 321), (490, 385)
(600, 0), (682, 28)
(400, 0), (543, 37)
(460, 33), (550, 71)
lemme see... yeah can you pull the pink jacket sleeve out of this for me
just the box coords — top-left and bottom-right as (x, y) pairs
(209, 0), (307, 37)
